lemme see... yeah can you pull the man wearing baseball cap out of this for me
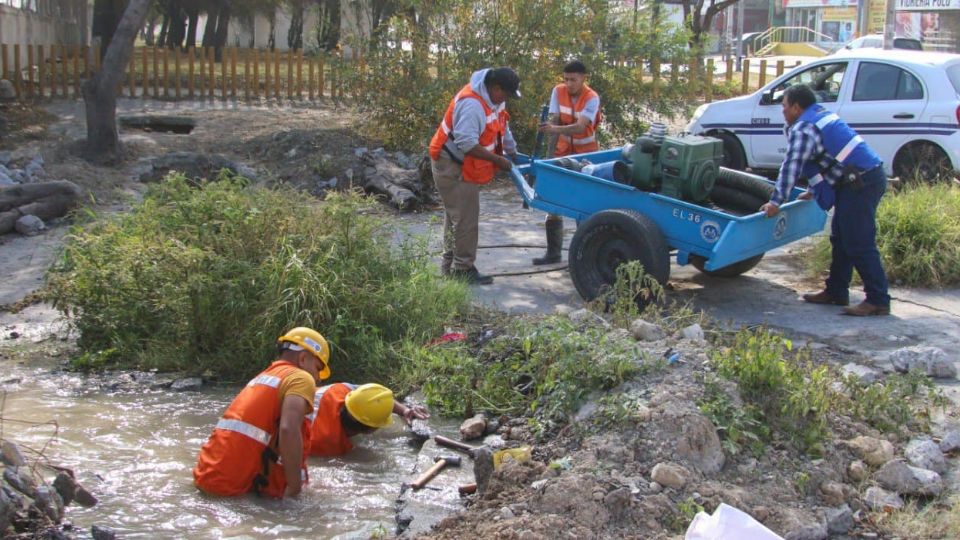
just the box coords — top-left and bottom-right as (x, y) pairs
(428, 67), (521, 285)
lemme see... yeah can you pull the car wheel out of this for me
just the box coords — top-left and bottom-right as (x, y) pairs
(688, 254), (764, 278)
(568, 209), (670, 308)
(893, 142), (952, 184)
(710, 131), (747, 171)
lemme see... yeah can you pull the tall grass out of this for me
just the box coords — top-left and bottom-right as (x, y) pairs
(807, 184), (960, 287)
(46, 173), (469, 382)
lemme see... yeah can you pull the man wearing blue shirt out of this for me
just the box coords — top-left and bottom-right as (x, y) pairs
(760, 84), (890, 316)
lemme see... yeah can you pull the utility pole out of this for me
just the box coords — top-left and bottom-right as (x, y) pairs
(883, 0), (896, 48)
(856, 0), (868, 37)
(735, 2), (745, 71)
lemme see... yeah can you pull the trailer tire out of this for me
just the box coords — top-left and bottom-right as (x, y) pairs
(568, 209), (670, 306)
(688, 253), (764, 278)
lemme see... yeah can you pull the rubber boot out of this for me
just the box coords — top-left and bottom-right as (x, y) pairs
(532, 218), (563, 265)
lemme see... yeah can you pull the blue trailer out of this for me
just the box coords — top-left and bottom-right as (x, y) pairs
(510, 148), (827, 303)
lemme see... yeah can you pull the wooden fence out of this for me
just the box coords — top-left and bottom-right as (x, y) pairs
(0, 44), (803, 103)
(0, 45), (359, 102)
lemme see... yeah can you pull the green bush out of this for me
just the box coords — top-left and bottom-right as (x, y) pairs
(841, 370), (945, 434)
(807, 184), (960, 287)
(45, 173), (469, 382)
(398, 315), (647, 429)
(710, 328), (836, 454)
(352, 0), (693, 151)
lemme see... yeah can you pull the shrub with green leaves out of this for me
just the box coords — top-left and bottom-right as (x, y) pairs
(807, 184), (960, 287)
(46, 173), (469, 382)
(352, 0), (694, 151)
(710, 328), (836, 454)
(397, 316), (647, 430)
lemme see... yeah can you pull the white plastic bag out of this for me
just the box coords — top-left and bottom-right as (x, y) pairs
(685, 503), (784, 540)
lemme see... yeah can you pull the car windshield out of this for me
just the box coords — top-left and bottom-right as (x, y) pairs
(949, 63), (960, 94)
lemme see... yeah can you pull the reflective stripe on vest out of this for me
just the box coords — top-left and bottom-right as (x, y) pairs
(553, 83), (600, 157)
(215, 418), (272, 446)
(247, 374), (281, 388)
(799, 104), (881, 171)
(305, 384), (332, 423)
(308, 383), (355, 456)
(428, 83), (508, 184)
(193, 361), (314, 498)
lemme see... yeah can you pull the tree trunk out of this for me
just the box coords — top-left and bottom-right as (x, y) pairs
(186, 6), (199, 50)
(157, 14), (170, 48)
(201, 7), (218, 49)
(268, 11), (277, 51)
(288, 0), (304, 51)
(319, 0), (341, 52)
(214, 4), (231, 61)
(82, 0), (152, 162)
(92, 0), (128, 59)
(167, 1), (186, 50)
(143, 15), (158, 46)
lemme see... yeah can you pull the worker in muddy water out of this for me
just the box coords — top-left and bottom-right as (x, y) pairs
(428, 67), (521, 285)
(533, 60), (602, 266)
(193, 327), (331, 498)
(307, 383), (429, 456)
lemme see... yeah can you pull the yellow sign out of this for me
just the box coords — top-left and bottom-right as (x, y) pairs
(823, 7), (857, 21)
(869, 0), (886, 34)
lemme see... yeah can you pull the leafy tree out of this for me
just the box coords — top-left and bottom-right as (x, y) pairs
(677, 0), (741, 55)
(358, 0), (692, 151)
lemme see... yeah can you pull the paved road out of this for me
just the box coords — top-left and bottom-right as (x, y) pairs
(402, 183), (960, 397)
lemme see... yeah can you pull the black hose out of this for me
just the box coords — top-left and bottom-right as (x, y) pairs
(709, 185), (766, 215)
(717, 167), (775, 200)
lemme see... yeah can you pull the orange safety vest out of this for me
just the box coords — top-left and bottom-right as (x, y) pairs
(193, 361), (313, 498)
(428, 83), (510, 185)
(553, 83), (601, 157)
(307, 383), (354, 456)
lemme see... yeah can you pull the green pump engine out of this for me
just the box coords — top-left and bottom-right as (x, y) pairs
(624, 126), (722, 204)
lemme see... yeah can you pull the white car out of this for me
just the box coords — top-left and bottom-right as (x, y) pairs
(686, 49), (960, 181)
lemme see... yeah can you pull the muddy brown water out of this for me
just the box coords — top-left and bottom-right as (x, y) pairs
(0, 357), (432, 539)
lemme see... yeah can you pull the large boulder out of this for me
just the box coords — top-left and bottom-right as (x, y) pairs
(904, 438), (946, 473)
(845, 436), (895, 466)
(863, 486), (903, 511)
(654, 400), (725, 474)
(888, 346), (957, 379)
(0, 79), (15, 100)
(873, 459), (942, 496)
(650, 462), (688, 488)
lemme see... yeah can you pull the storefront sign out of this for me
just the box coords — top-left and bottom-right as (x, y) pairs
(869, 0), (886, 32)
(896, 0), (959, 10)
(784, 0), (858, 8)
(822, 7), (858, 20)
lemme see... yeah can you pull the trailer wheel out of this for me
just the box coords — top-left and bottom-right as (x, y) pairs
(688, 254), (764, 278)
(568, 209), (670, 305)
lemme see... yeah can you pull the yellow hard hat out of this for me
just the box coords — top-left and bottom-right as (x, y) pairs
(344, 384), (395, 428)
(277, 327), (331, 379)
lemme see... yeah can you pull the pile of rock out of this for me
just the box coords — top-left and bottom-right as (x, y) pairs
(1, 438), (115, 539)
(850, 432), (958, 514)
(0, 153), (46, 186)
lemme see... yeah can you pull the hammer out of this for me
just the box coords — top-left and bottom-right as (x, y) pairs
(410, 455), (461, 491)
(434, 435), (485, 458)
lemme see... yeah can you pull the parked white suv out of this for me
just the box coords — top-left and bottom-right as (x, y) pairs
(686, 49), (960, 182)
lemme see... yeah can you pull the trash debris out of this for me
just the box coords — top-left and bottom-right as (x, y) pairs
(492, 446), (531, 470)
(685, 503), (784, 540)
